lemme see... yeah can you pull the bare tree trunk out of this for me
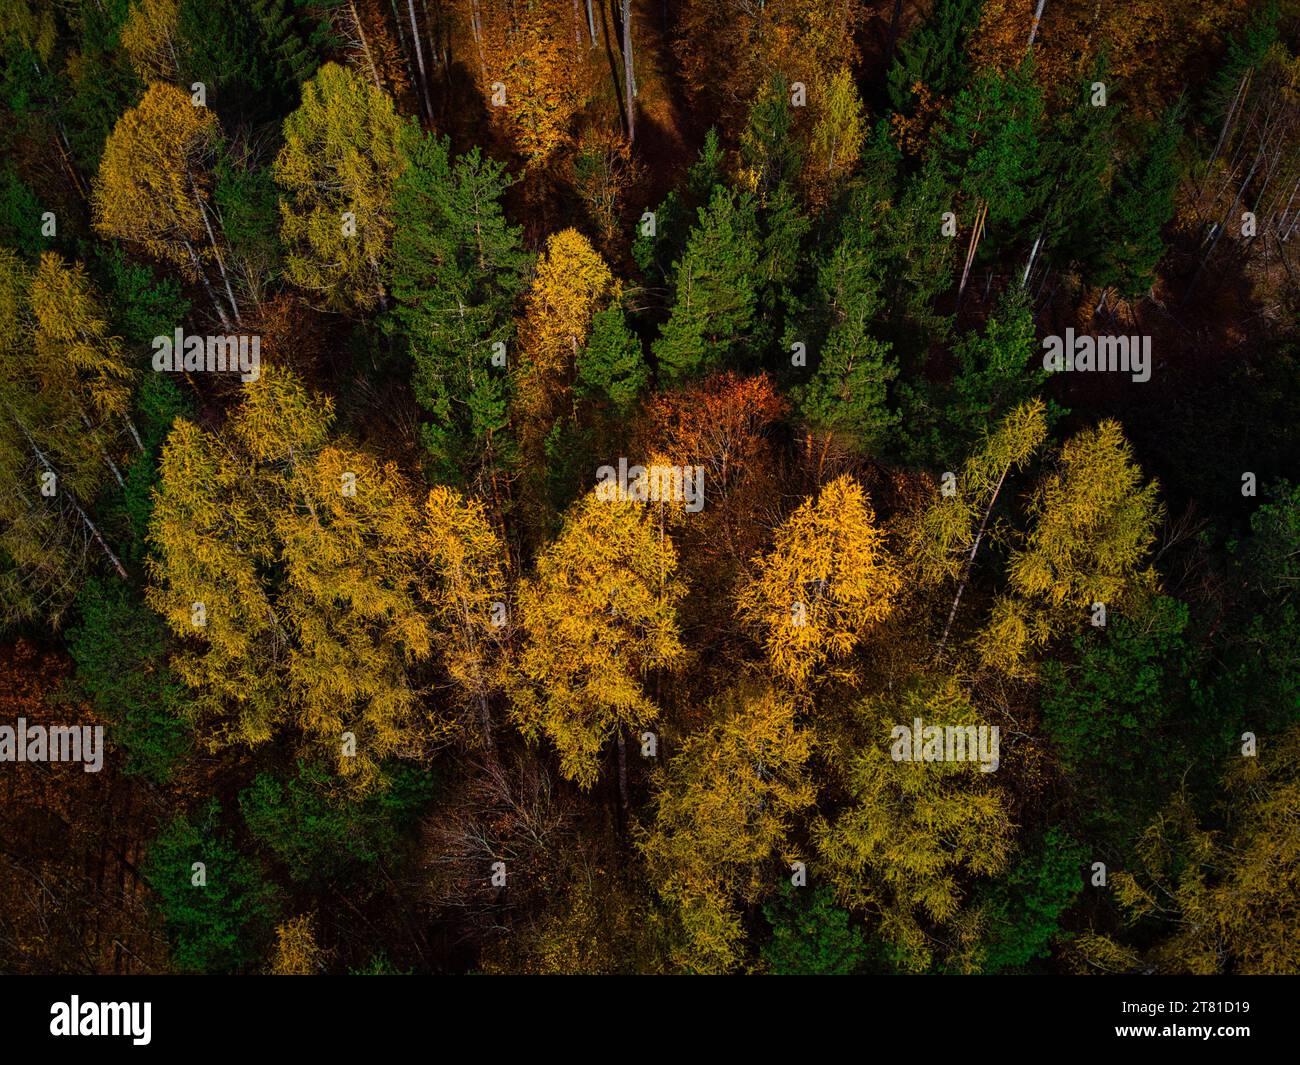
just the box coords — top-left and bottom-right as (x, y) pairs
(81, 414), (124, 487)
(956, 200), (987, 304)
(620, 0), (636, 145)
(125, 418), (145, 455)
(615, 729), (629, 813)
(9, 407), (128, 581)
(886, 0), (904, 66)
(349, 0), (385, 91)
(1027, 0), (1048, 49)
(937, 461), (1011, 655)
(189, 174), (240, 324)
(182, 240), (232, 329)
(406, 0), (432, 118)
(1186, 150), (1262, 303)
(470, 0), (487, 80)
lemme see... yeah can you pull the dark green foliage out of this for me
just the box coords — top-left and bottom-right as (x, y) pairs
(756, 181), (811, 355)
(576, 302), (648, 412)
(887, 0), (984, 114)
(794, 193), (897, 453)
(978, 827), (1088, 973)
(142, 801), (279, 973)
(387, 127), (530, 482)
(1206, 482), (1300, 746)
(214, 151), (283, 282)
(65, 578), (189, 782)
(1089, 103), (1183, 297)
(937, 60), (1048, 241)
(875, 152), (955, 355)
(97, 246), (191, 347)
(114, 373), (195, 557)
(945, 286), (1044, 443)
(0, 166), (44, 260)
(762, 884), (869, 975)
(240, 762), (434, 882)
(59, 0), (142, 170)
(1036, 63), (1118, 266)
(1202, 0), (1280, 127)
(176, 0), (277, 119)
(1042, 596), (1202, 838)
(653, 185), (762, 384)
(741, 75), (800, 199)
(250, 0), (331, 95)
(633, 127), (726, 285)
(897, 286), (1043, 465)
(1043, 596), (1194, 776)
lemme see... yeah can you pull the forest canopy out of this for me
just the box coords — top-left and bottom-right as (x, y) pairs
(0, 0), (1297, 977)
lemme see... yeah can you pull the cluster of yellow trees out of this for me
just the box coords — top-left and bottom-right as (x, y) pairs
(136, 347), (1165, 970)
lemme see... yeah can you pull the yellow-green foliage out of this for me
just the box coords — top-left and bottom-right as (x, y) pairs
(816, 677), (1013, 972)
(275, 62), (405, 311)
(642, 679), (815, 974)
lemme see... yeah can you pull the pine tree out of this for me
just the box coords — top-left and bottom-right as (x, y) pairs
(886, 0), (983, 115)
(653, 186), (762, 385)
(794, 202), (897, 456)
(1089, 103), (1183, 298)
(632, 127), (725, 285)
(937, 59), (1048, 245)
(141, 800), (279, 973)
(945, 285), (1044, 448)
(387, 129), (529, 483)
(739, 75), (800, 201)
(575, 300), (648, 413)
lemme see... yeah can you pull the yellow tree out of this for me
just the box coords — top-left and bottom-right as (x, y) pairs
(91, 82), (239, 325)
(641, 679), (815, 973)
(270, 914), (323, 975)
(978, 419), (1163, 674)
(815, 677), (1014, 972)
(149, 367), (443, 783)
(903, 398), (1048, 652)
(805, 67), (867, 207)
(479, 0), (585, 167)
(274, 62), (406, 312)
(120, 0), (182, 83)
(230, 366), (438, 786)
(29, 253), (139, 486)
(514, 227), (615, 434)
(275, 443), (434, 789)
(509, 488), (685, 789)
(513, 227), (615, 527)
(146, 417), (284, 747)
(737, 474), (901, 687)
(0, 250), (126, 625)
(418, 485), (509, 743)
(1076, 725), (1300, 975)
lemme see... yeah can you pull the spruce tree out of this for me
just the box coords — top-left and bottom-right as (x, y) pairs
(652, 186), (762, 385)
(386, 128), (530, 483)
